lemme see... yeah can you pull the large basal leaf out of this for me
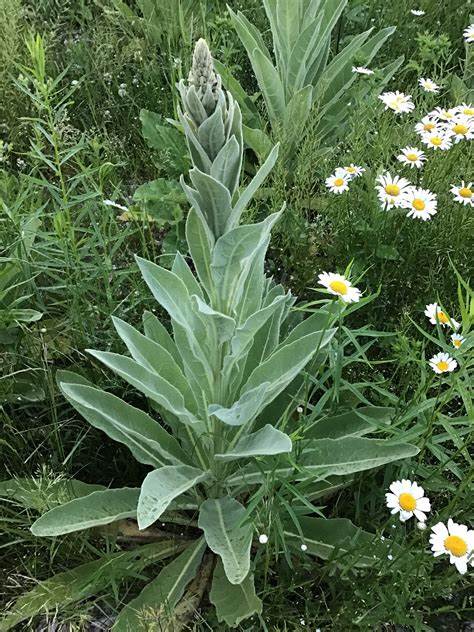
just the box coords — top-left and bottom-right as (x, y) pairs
(284, 516), (403, 567)
(198, 496), (252, 584)
(209, 559), (262, 628)
(226, 437), (418, 487)
(112, 538), (207, 632)
(299, 437), (419, 478)
(87, 350), (200, 427)
(0, 540), (181, 632)
(59, 381), (190, 468)
(306, 406), (394, 440)
(215, 424), (292, 461)
(31, 488), (140, 536)
(137, 466), (209, 530)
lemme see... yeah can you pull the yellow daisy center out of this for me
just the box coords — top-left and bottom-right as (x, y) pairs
(430, 136), (442, 146)
(459, 187), (472, 198)
(412, 198), (425, 211)
(462, 108), (474, 115)
(423, 122), (435, 131)
(436, 360), (449, 371)
(444, 535), (468, 557)
(329, 280), (348, 295)
(406, 153), (418, 161)
(443, 112), (454, 119)
(398, 492), (416, 511)
(453, 123), (468, 135)
(437, 311), (449, 324)
(453, 339), (462, 348)
(385, 184), (400, 196)
(334, 178), (345, 186)
(346, 166), (356, 173)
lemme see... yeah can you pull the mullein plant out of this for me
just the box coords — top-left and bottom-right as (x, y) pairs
(217, 0), (403, 162)
(22, 41), (420, 630)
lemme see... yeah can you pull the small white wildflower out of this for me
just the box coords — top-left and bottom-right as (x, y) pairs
(259, 534), (268, 544)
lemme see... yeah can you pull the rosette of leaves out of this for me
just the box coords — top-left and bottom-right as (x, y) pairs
(15, 40), (419, 630)
(216, 0), (404, 161)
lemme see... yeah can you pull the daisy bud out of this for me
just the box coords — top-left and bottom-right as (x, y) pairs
(259, 534), (268, 544)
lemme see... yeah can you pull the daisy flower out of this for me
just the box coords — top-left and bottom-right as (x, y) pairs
(352, 66), (374, 75)
(454, 102), (474, 117)
(445, 115), (474, 142)
(397, 146), (426, 168)
(318, 272), (362, 303)
(463, 24), (474, 43)
(386, 479), (431, 522)
(336, 164), (365, 178)
(325, 173), (350, 194)
(429, 352), (458, 374)
(379, 91), (415, 114)
(419, 78), (440, 93)
(415, 115), (439, 135)
(430, 519), (474, 575)
(451, 181), (473, 206)
(401, 186), (437, 221)
(411, 9), (425, 15)
(451, 333), (465, 349)
(421, 130), (453, 150)
(376, 173), (411, 208)
(431, 106), (457, 121)
(424, 303), (460, 329)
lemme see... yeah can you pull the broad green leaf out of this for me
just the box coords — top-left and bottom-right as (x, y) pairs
(211, 212), (280, 314)
(59, 382), (190, 467)
(142, 311), (183, 369)
(250, 47), (286, 126)
(0, 477), (104, 512)
(284, 516), (405, 567)
(31, 488), (140, 536)
(198, 497), (252, 584)
(242, 124), (273, 161)
(0, 541), (182, 632)
(213, 60), (263, 130)
(137, 466), (209, 530)
(215, 424), (292, 461)
(286, 15), (323, 93)
(87, 350), (200, 426)
(192, 296), (236, 344)
(226, 143), (280, 231)
(306, 406), (394, 440)
(209, 560), (262, 628)
(135, 256), (212, 389)
(185, 207), (215, 296)
(209, 382), (270, 426)
(227, 438), (418, 486)
(133, 178), (185, 225)
(186, 167), (233, 238)
(197, 106), (225, 161)
(228, 8), (273, 68)
(211, 136), (242, 195)
(299, 438), (419, 478)
(140, 109), (188, 174)
(241, 329), (336, 412)
(112, 538), (206, 632)
(171, 251), (203, 300)
(111, 317), (198, 414)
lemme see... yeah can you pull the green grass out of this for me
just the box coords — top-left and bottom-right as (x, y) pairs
(0, 0), (473, 630)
